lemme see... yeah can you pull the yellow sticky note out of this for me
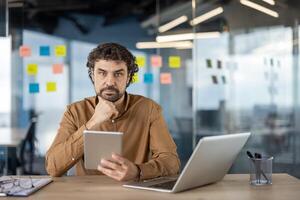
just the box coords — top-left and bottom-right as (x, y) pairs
(132, 73), (139, 83)
(136, 56), (145, 67)
(27, 64), (38, 76)
(169, 56), (181, 68)
(46, 82), (57, 92)
(55, 45), (66, 57)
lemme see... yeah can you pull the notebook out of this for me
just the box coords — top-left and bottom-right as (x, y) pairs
(0, 176), (52, 197)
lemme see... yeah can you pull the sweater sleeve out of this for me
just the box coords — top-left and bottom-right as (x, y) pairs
(137, 103), (181, 180)
(45, 106), (85, 177)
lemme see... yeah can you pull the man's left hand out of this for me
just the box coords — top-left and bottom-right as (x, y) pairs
(97, 153), (139, 181)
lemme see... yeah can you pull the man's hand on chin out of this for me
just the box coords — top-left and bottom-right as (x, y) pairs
(97, 153), (139, 182)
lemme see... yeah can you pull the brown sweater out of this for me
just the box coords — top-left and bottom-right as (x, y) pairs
(45, 93), (180, 180)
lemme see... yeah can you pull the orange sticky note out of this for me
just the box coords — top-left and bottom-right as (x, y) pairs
(52, 64), (63, 74)
(169, 56), (181, 68)
(132, 73), (139, 83)
(46, 82), (57, 92)
(19, 46), (31, 57)
(151, 55), (162, 68)
(55, 45), (66, 57)
(160, 73), (172, 84)
(136, 56), (145, 67)
(27, 64), (38, 76)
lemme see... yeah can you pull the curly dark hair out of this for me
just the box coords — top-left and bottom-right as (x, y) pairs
(86, 42), (139, 87)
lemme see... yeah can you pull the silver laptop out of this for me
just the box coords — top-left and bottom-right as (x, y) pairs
(123, 132), (251, 193)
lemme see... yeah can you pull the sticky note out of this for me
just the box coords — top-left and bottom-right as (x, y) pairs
(169, 56), (181, 68)
(211, 75), (218, 84)
(206, 59), (212, 68)
(151, 55), (162, 68)
(52, 64), (63, 74)
(46, 82), (57, 92)
(40, 46), (50, 56)
(136, 56), (145, 67)
(144, 73), (153, 84)
(160, 73), (172, 84)
(132, 73), (139, 83)
(270, 58), (273, 66)
(222, 76), (226, 84)
(29, 83), (39, 93)
(19, 46), (31, 57)
(217, 60), (222, 69)
(55, 45), (67, 57)
(27, 64), (38, 76)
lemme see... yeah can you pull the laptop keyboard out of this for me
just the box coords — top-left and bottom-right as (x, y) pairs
(149, 180), (177, 190)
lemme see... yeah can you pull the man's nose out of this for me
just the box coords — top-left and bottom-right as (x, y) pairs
(105, 74), (116, 86)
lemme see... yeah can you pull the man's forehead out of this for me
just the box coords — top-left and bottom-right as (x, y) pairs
(94, 59), (127, 70)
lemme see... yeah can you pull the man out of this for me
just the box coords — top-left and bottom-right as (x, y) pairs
(45, 43), (180, 181)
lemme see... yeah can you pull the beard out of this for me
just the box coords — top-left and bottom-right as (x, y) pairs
(97, 86), (124, 102)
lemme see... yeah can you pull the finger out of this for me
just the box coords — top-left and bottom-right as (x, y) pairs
(111, 110), (119, 119)
(98, 165), (125, 181)
(97, 165), (120, 178)
(100, 159), (123, 171)
(111, 153), (127, 166)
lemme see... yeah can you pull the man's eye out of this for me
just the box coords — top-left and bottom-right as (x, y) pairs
(99, 71), (106, 76)
(115, 73), (123, 77)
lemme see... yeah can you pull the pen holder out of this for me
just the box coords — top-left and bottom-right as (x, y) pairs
(249, 156), (273, 185)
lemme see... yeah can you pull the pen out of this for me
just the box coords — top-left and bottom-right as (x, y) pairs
(246, 151), (269, 183)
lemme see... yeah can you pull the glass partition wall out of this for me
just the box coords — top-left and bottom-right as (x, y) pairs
(192, 0), (300, 176)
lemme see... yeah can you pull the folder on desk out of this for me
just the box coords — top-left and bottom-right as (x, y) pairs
(0, 176), (52, 197)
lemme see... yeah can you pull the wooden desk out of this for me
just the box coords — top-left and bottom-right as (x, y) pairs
(3, 174), (300, 199)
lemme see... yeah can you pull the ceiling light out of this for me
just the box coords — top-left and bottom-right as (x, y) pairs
(240, 0), (279, 18)
(136, 41), (193, 49)
(190, 7), (224, 26)
(158, 16), (188, 33)
(262, 0), (275, 5)
(156, 32), (221, 42)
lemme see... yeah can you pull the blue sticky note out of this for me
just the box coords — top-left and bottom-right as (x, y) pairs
(40, 46), (50, 56)
(29, 83), (39, 93)
(144, 73), (153, 84)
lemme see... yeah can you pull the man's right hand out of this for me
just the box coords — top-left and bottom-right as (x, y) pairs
(86, 97), (119, 129)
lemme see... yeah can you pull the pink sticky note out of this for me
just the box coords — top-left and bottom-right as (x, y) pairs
(52, 64), (63, 74)
(19, 46), (31, 57)
(160, 73), (172, 84)
(151, 55), (162, 68)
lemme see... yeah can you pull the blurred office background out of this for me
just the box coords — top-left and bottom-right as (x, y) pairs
(0, 0), (300, 177)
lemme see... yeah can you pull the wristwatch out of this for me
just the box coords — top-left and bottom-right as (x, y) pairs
(135, 164), (142, 181)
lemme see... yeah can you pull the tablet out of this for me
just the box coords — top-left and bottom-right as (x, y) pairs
(83, 130), (123, 170)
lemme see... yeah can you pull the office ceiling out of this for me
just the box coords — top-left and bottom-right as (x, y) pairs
(9, 0), (191, 34)
(7, 0), (300, 34)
